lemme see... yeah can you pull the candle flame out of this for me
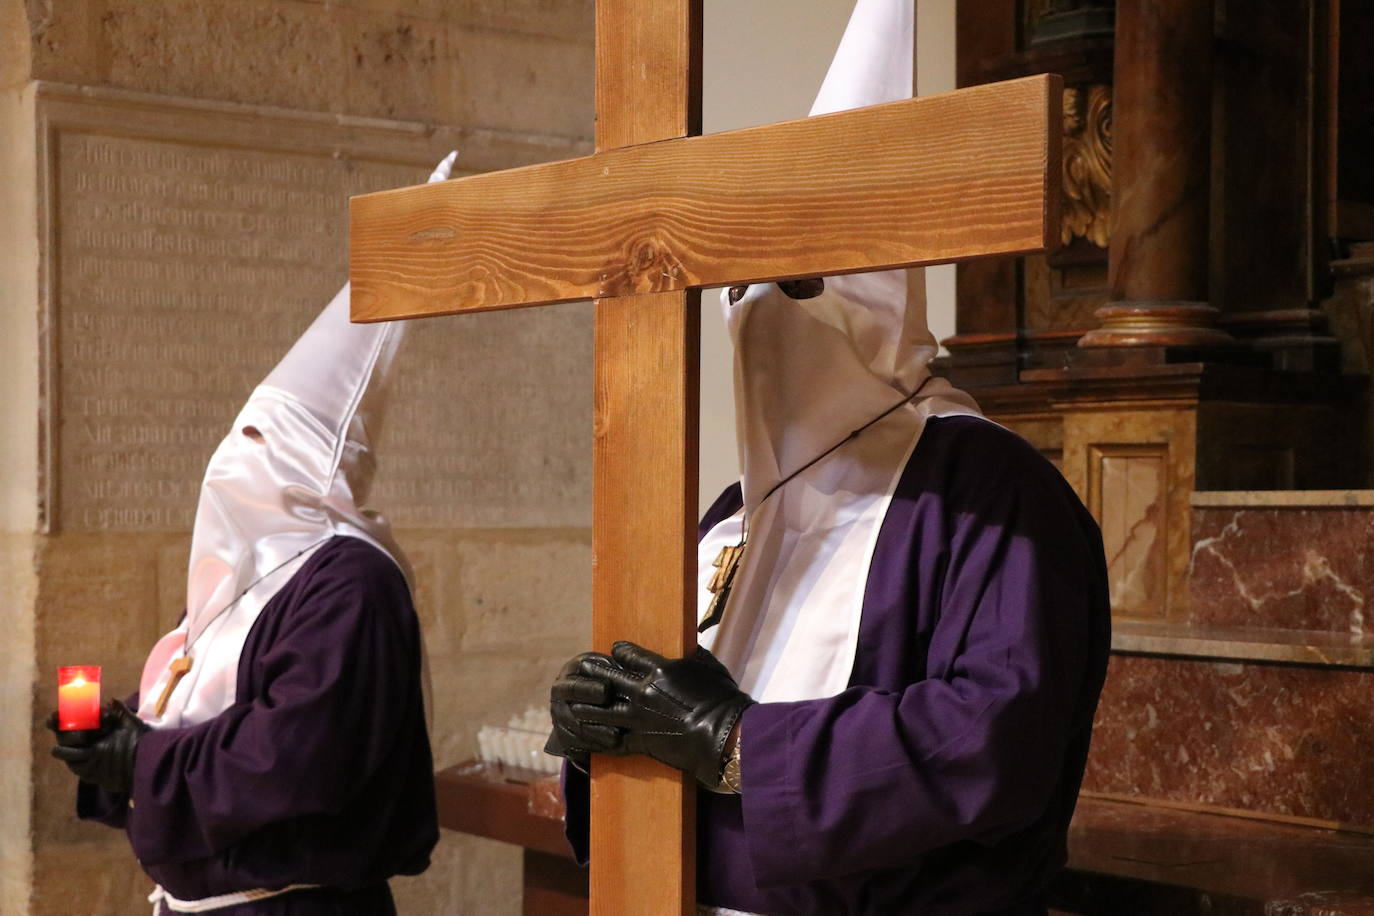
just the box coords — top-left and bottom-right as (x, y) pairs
(69, 677), (87, 687)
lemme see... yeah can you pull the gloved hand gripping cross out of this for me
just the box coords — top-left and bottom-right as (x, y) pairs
(545, 641), (754, 791)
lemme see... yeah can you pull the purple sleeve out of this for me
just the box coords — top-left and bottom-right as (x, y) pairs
(738, 458), (1108, 887)
(74, 691), (141, 829)
(561, 762), (591, 865)
(125, 557), (418, 867)
(77, 775), (131, 829)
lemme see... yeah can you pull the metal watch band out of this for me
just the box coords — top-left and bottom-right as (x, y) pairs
(719, 727), (743, 795)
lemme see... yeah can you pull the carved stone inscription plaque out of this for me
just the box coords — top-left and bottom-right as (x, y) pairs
(53, 95), (591, 531)
(58, 132), (361, 529)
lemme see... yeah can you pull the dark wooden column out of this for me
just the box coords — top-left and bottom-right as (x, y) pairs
(1080, 0), (1232, 347)
(942, 0), (1022, 386)
(1206, 0), (1340, 371)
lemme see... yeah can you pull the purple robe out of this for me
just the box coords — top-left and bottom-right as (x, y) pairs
(79, 535), (438, 914)
(565, 416), (1112, 915)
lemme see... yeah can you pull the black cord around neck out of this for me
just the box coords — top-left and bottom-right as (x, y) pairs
(741, 375), (934, 542)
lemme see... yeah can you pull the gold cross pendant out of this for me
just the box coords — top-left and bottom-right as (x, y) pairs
(153, 656), (194, 717)
(699, 542), (745, 633)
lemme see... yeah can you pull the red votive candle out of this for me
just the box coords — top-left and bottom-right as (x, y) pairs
(57, 666), (101, 731)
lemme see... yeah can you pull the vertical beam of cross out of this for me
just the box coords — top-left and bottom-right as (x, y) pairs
(589, 2), (703, 913)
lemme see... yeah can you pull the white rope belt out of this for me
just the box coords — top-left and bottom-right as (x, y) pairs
(149, 883), (321, 913)
(699, 907), (765, 916)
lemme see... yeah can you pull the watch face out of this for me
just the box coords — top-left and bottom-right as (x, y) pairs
(722, 753), (743, 794)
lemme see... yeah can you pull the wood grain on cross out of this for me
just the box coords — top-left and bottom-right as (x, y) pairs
(349, 3), (1060, 911)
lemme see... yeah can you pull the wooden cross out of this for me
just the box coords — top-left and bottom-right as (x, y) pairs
(349, 3), (1060, 911)
(153, 655), (193, 718)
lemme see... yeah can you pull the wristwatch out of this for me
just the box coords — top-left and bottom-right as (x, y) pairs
(716, 724), (743, 795)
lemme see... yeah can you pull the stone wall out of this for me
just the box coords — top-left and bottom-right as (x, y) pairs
(1, 47), (41, 916)
(2, 1), (595, 913)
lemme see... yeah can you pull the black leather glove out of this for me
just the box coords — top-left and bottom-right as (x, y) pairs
(48, 699), (149, 795)
(570, 641), (754, 789)
(544, 652), (623, 771)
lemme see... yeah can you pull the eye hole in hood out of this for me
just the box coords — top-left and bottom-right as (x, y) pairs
(729, 278), (826, 305)
(777, 278), (825, 300)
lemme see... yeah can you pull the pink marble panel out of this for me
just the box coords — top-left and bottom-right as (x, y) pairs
(1085, 655), (1374, 827)
(1190, 506), (1374, 633)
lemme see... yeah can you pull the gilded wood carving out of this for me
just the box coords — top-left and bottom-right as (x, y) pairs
(1062, 84), (1112, 247)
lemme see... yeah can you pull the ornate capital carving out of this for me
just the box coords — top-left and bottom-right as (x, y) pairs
(1062, 84), (1112, 248)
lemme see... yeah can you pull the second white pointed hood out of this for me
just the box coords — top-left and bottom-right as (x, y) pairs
(727, 0), (975, 512)
(697, 1), (980, 702)
(137, 153), (456, 728)
(179, 279), (412, 650)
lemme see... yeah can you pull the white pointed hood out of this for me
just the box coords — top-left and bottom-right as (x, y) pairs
(138, 153), (457, 728)
(697, 1), (980, 702)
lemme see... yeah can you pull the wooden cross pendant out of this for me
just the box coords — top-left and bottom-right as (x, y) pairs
(154, 656), (193, 717)
(699, 542), (745, 633)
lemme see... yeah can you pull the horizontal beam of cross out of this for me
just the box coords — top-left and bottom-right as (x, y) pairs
(350, 74), (1061, 323)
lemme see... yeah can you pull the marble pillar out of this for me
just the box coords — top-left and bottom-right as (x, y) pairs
(1080, 0), (1232, 348)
